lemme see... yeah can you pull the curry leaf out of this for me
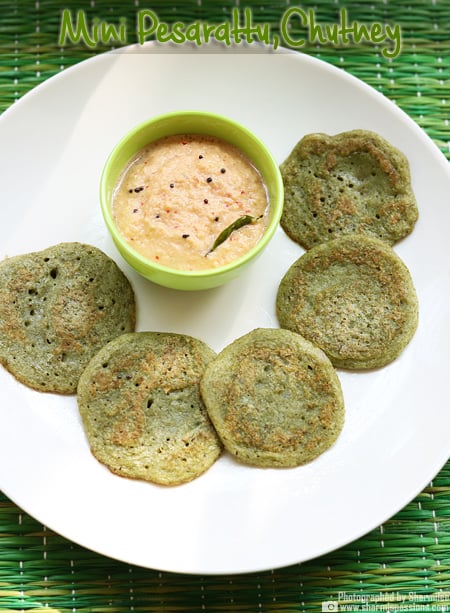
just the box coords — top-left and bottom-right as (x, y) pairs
(207, 215), (261, 255)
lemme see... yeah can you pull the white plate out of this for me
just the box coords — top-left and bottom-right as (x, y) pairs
(1, 43), (450, 575)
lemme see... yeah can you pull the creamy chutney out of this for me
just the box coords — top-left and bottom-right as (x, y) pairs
(112, 134), (269, 271)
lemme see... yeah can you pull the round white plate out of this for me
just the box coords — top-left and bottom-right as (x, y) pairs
(1, 43), (450, 575)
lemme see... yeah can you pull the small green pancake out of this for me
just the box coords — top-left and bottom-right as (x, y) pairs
(280, 130), (418, 249)
(0, 242), (136, 394)
(276, 235), (418, 370)
(77, 332), (222, 486)
(200, 328), (344, 468)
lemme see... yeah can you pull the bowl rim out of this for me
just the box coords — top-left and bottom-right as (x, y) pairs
(100, 109), (284, 280)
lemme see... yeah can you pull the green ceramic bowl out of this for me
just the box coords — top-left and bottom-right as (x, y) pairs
(100, 110), (284, 291)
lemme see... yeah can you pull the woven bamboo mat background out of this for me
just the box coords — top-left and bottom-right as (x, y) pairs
(1, 1), (450, 611)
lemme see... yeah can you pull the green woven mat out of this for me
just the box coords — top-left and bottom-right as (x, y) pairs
(1, 1), (450, 611)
